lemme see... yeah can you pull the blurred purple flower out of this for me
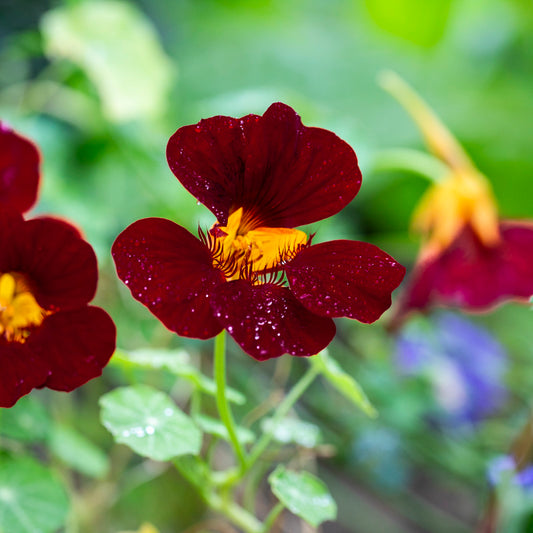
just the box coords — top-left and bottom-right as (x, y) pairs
(395, 313), (507, 425)
(487, 455), (533, 490)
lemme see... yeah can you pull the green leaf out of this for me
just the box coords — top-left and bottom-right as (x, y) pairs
(261, 417), (322, 448)
(41, 0), (174, 122)
(0, 456), (69, 533)
(112, 349), (246, 405)
(268, 466), (337, 527)
(0, 396), (50, 442)
(310, 350), (377, 418)
(49, 424), (109, 479)
(99, 385), (202, 461)
(117, 347), (191, 370)
(365, 0), (455, 47)
(194, 414), (255, 445)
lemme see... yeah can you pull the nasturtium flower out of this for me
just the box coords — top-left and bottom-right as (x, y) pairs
(0, 122), (40, 214)
(0, 210), (116, 408)
(382, 73), (533, 319)
(113, 103), (405, 360)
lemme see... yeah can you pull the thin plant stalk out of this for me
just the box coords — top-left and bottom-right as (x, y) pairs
(214, 330), (247, 471)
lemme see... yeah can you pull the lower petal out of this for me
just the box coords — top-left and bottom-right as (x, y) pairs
(29, 306), (116, 392)
(210, 280), (336, 360)
(112, 218), (225, 339)
(285, 240), (405, 323)
(0, 342), (50, 407)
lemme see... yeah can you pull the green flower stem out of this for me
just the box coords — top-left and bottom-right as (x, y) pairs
(243, 460), (270, 512)
(246, 364), (320, 472)
(208, 493), (263, 533)
(189, 387), (201, 418)
(174, 458), (263, 533)
(378, 70), (473, 172)
(214, 331), (247, 471)
(373, 148), (448, 184)
(261, 502), (285, 533)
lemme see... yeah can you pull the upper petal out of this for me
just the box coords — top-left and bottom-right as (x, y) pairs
(0, 209), (24, 272)
(30, 306), (116, 392)
(112, 218), (225, 339)
(285, 240), (406, 323)
(397, 222), (533, 315)
(167, 102), (361, 227)
(209, 280), (336, 360)
(0, 123), (40, 214)
(16, 217), (98, 310)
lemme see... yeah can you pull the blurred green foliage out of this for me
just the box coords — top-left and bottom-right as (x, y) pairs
(2, 0), (533, 531)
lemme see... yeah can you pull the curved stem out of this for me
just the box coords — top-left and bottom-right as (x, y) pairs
(174, 458), (262, 533)
(378, 70), (473, 172)
(261, 502), (285, 533)
(246, 365), (320, 472)
(209, 493), (263, 533)
(214, 331), (247, 471)
(373, 148), (448, 184)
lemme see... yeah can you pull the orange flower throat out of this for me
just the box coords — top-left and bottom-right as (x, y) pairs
(0, 273), (48, 343)
(205, 208), (308, 282)
(412, 169), (501, 257)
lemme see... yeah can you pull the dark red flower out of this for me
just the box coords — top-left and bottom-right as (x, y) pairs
(381, 73), (533, 323)
(397, 222), (533, 314)
(0, 123), (40, 214)
(0, 210), (116, 407)
(113, 103), (405, 360)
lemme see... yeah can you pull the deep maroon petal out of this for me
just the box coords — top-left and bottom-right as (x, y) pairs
(210, 280), (336, 360)
(112, 218), (225, 339)
(0, 123), (40, 214)
(241, 103), (362, 227)
(398, 222), (533, 314)
(285, 240), (406, 323)
(0, 209), (24, 272)
(16, 217), (97, 310)
(0, 342), (50, 408)
(167, 102), (361, 228)
(167, 113), (260, 225)
(28, 306), (116, 391)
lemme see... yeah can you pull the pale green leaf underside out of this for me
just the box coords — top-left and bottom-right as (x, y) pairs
(0, 456), (69, 533)
(261, 417), (322, 448)
(268, 465), (337, 527)
(100, 385), (202, 461)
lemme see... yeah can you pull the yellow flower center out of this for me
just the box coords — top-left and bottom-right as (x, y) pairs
(212, 207), (308, 281)
(0, 273), (48, 343)
(411, 169), (501, 256)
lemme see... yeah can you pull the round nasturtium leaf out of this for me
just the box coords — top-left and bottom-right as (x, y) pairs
(99, 385), (202, 461)
(0, 456), (69, 533)
(268, 465), (337, 527)
(261, 417), (322, 448)
(41, 0), (174, 122)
